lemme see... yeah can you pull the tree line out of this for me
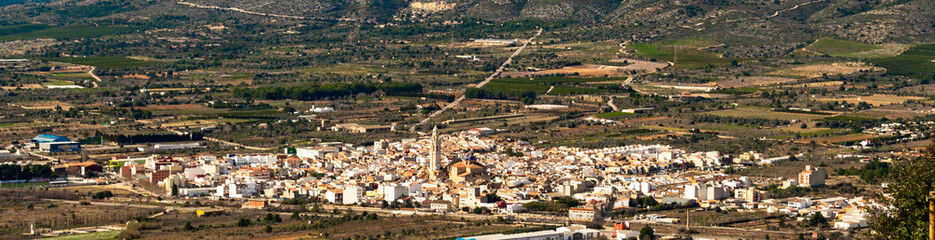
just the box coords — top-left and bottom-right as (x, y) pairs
(464, 88), (537, 104)
(689, 115), (790, 127)
(103, 132), (204, 144)
(232, 82), (423, 100)
(0, 164), (55, 180)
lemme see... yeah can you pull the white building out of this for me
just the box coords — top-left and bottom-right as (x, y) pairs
(296, 147), (339, 159)
(343, 185), (362, 205)
(383, 184), (406, 202)
(228, 155), (277, 167)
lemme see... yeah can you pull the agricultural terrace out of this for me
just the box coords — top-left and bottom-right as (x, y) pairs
(766, 62), (876, 79)
(703, 107), (829, 122)
(812, 94), (925, 106)
(41, 56), (167, 70)
(471, 76), (632, 100)
(0, 24), (143, 41)
(869, 43), (935, 81)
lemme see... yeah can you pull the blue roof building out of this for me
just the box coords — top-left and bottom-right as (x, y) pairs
(32, 134), (72, 143)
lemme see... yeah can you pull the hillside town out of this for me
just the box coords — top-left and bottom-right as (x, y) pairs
(4, 126), (882, 239)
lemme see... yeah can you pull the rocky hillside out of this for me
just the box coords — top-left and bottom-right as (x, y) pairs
(1, 0), (931, 52)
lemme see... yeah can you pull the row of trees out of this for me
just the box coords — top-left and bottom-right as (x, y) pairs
(232, 82), (423, 100)
(834, 160), (891, 183)
(689, 115), (790, 127)
(0, 164), (54, 180)
(102, 132), (203, 144)
(464, 88), (537, 104)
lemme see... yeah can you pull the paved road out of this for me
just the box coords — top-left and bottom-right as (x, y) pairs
(410, 28), (543, 132)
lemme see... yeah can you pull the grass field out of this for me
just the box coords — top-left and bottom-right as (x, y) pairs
(0, 181), (49, 188)
(41, 56), (166, 70)
(0, 24), (142, 41)
(806, 38), (880, 56)
(43, 80), (76, 86)
(38, 230), (120, 240)
(870, 43), (935, 81)
(596, 111), (634, 118)
(0, 24), (49, 36)
(628, 39), (734, 68)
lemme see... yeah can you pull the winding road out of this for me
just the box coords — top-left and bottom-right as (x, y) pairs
(88, 66), (100, 88)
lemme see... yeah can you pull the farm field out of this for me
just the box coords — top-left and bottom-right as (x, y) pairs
(161, 118), (255, 128)
(767, 62), (876, 78)
(505, 61), (666, 77)
(40, 56), (165, 70)
(715, 76), (797, 88)
(812, 94), (925, 106)
(704, 107), (828, 121)
(796, 133), (878, 144)
(805, 38), (880, 57)
(13, 100), (75, 110)
(785, 81), (844, 88)
(0, 24), (142, 41)
(481, 77), (630, 96)
(596, 111), (634, 118)
(40, 230), (120, 240)
(627, 39), (735, 68)
(869, 43), (935, 81)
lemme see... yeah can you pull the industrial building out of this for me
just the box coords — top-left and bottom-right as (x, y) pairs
(31, 134), (81, 152)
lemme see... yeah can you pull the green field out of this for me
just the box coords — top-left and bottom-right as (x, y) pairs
(482, 81), (551, 94)
(806, 38), (881, 57)
(549, 85), (628, 95)
(41, 56), (165, 70)
(870, 43), (935, 81)
(0, 181), (49, 188)
(39, 230), (120, 240)
(661, 38), (720, 47)
(0, 24), (143, 41)
(0, 24), (49, 36)
(596, 111), (634, 118)
(629, 40), (735, 68)
(43, 80), (76, 86)
(485, 77), (629, 95)
(498, 76), (626, 84)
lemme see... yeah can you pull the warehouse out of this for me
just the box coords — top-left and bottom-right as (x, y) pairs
(31, 134), (81, 152)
